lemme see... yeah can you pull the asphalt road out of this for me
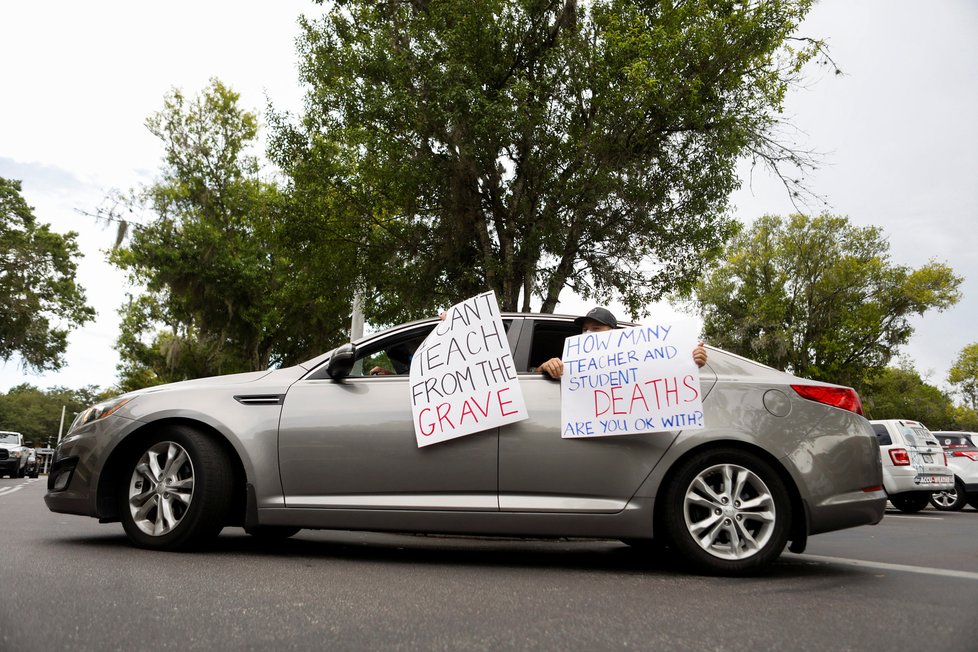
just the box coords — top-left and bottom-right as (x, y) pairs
(2, 477), (976, 651)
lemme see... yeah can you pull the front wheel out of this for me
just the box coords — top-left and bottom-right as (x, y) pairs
(118, 426), (234, 551)
(660, 448), (791, 576)
(889, 492), (931, 513)
(930, 480), (966, 511)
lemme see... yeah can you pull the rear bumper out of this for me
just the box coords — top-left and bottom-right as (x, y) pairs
(809, 488), (886, 535)
(883, 467), (954, 494)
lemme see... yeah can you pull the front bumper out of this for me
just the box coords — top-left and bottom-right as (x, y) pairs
(0, 459), (23, 475)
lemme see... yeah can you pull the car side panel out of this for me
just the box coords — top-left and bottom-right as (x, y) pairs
(278, 377), (498, 511)
(634, 377), (885, 537)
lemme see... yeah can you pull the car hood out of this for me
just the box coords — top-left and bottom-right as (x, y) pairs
(124, 366), (306, 399)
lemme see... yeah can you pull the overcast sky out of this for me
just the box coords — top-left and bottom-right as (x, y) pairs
(1, 1), (976, 397)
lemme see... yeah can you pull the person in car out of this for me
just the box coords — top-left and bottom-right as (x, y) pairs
(537, 306), (708, 379)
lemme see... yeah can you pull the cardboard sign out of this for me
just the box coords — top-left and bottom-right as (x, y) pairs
(561, 320), (705, 438)
(410, 291), (528, 447)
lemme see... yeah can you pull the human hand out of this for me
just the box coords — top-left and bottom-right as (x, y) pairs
(369, 366), (393, 376)
(538, 357), (564, 379)
(692, 342), (708, 368)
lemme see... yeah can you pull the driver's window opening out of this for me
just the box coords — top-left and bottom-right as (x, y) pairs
(350, 319), (516, 377)
(527, 323), (580, 373)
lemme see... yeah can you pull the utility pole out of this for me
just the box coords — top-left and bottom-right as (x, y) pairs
(56, 405), (66, 444)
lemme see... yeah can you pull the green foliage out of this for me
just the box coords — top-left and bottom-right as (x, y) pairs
(109, 80), (352, 390)
(947, 404), (978, 432)
(0, 384), (107, 446)
(691, 213), (962, 387)
(0, 177), (95, 371)
(859, 362), (958, 429)
(948, 343), (978, 410)
(273, 0), (822, 321)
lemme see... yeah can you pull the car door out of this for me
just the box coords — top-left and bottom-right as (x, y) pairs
(498, 317), (719, 512)
(277, 322), (501, 511)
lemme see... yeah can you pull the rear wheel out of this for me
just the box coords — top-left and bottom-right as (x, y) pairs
(118, 426), (233, 550)
(930, 480), (966, 511)
(661, 448), (791, 575)
(889, 492), (931, 513)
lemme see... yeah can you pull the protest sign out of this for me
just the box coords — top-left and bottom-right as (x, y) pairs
(410, 291), (528, 447)
(560, 320), (705, 439)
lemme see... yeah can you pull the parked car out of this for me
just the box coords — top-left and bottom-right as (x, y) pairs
(24, 448), (39, 478)
(0, 431), (30, 478)
(45, 313), (885, 575)
(929, 431), (978, 511)
(869, 419), (954, 512)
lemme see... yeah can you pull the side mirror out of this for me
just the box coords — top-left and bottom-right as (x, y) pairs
(326, 343), (356, 380)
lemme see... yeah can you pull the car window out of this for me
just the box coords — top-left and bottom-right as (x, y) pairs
(871, 423), (892, 446)
(350, 328), (433, 377)
(348, 320), (515, 377)
(909, 425), (937, 446)
(937, 434), (971, 448)
(523, 321), (581, 373)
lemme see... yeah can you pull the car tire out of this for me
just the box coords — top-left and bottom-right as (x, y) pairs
(889, 492), (931, 513)
(118, 426), (233, 551)
(930, 480), (966, 511)
(660, 448), (791, 576)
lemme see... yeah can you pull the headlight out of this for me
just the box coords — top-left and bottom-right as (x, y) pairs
(70, 397), (132, 431)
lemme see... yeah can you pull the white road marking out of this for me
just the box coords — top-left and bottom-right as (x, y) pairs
(0, 478), (38, 497)
(884, 513), (944, 520)
(792, 553), (978, 581)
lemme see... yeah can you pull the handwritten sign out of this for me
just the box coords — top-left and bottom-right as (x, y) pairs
(561, 320), (704, 439)
(410, 291), (528, 447)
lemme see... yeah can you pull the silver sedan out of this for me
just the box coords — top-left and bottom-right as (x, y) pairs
(45, 313), (885, 575)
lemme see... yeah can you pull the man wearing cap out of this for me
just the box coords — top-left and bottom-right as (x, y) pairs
(538, 307), (708, 379)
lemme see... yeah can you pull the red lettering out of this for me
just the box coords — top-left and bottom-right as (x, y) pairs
(594, 389), (610, 417)
(497, 387), (518, 417)
(629, 383), (649, 412)
(418, 407), (435, 436)
(683, 374), (700, 402)
(610, 385), (625, 415)
(436, 402), (454, 431)
(459, 399), (477, 425)
(472, 392), (492, 417)
(645, 378), (664, 410)
(664, 377), (679, 406)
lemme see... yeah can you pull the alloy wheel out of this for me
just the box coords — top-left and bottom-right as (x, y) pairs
(683, 463), (777, 561)
(127, 441), (196, 537)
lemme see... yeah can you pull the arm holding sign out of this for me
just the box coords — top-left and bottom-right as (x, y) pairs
(538, 308), (708, 379)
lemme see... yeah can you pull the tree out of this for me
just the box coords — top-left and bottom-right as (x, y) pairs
(107, 80), (353, 389)
(948, 343), (978, 410)
(690, 213), (962, 387)
(0, 384), (106, 446)
(0, 177), (95, 371)
(273, 0), (828, 321)
(859, 361), (957, 429)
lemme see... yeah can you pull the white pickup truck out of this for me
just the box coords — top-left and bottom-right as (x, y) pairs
(0, 431), (30, 478)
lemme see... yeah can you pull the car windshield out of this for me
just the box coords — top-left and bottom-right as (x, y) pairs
(0, 433), (19, 444)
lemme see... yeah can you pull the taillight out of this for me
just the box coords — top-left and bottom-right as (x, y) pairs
(950, 450), (978, 462)
(790, 384), (864, 415)
(889, 448), (911, 466)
